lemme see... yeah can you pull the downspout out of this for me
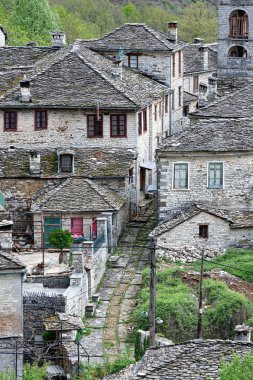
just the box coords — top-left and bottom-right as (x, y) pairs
(169, 54), (172, 136)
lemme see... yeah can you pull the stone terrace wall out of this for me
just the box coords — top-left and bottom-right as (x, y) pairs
(23, 292), (66, 339)
(25, 274), (70, 288)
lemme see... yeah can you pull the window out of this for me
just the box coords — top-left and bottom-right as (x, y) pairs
(208, 162), (223, 189)
(183, 105), (189, 117)
(199, 224), (208, 239)
(4, 111), (17, 131)
(71, 218), (83, 236)
(35, 110), (47, 130)
(129, 167), (133, 184)
(60, 154), (73, 173)
(92, 218), (97, 239)
(165, 95), (168, 114)
(87, 114), (103, 137)
(193, 75), (199, 92)
(172, 54), (176, 77)
(179, 51), (182, 74)
(178, 86), (182, 107)
(229, 10), (248, 39)
(173, 163), (188, 189)
(154, 105), (157, 121)
(110, 114), (127, 137)
(171, 92), (175, 111)
(159, 102), (162, 117)
(143, 108), (147, 132)
(128, 55), (138, 69)
(228, 45), (247, 57)
(138, 112), (142, 135)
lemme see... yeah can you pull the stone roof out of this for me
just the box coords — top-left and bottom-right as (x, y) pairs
(104, 340), (253, 380)
(32, 177), (126, 213)
(0, 147), (135, 177)
(44, 313), (84, 331)
(158, 118), (253, 153)
(184, 43), (217, 74)
(81, 23), (184, 52)
(0, 251), (26, 271)
(0, 45), (168, 110)
(191, 83), (253, 119)
(184, 91), (198, 104)
(151, 204), (253, 237)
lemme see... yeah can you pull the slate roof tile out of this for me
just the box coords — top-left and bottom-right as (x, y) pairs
(184, 43), (217, 74)
(0, 251), (26, 271)
(32, 177), (126, 212)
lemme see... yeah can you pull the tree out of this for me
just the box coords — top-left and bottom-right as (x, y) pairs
(220, 354), (253, 380)
(11, 0), (60, 44)
(179, 1), (218, 43)
(123, 2), (140, 23)
(48, 228), (73, 263)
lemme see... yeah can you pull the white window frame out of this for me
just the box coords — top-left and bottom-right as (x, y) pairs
(207, 161), (224, 189)
(172, 162), (189, 190)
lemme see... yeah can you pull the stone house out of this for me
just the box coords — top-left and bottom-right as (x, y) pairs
(0, 42), (169, 215)
(183, 40), (217, 113)
(157, 119), (253, 221)
(83, 22), (186, 134)
(31, 177), (126, 251)
(151, 204), (253, 262)
(0, 251), (26, 377)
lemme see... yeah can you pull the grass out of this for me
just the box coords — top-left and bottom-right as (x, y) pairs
(188, 248), (253, 283)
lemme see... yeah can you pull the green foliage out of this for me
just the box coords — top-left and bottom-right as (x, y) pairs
(134, 330), (150, 361)
(220, 354), (253, 380)
(123, 2), (140, 23)
(133, 267), (253, 343)
(76, 353), (134, 379)
(0, 371), (15, 380)
(48, 228), (73, 251)
(190, 249), (253, 282)
(11, 0), (60, 44)
(42, 330), (56, 341)
(179, 0), (218, 42)
(23, 362), (47, 380)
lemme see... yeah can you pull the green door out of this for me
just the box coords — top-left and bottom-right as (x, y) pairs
(44, 217), (61, 248)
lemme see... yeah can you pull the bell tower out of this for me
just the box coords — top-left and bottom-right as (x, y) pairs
(218, 0), (253, 77)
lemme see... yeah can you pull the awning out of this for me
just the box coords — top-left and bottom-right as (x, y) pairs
(140, 161), (156, 170)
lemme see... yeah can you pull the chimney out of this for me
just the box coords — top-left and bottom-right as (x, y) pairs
(112, 55), (123, 79)
(208, 77), (217, 101)
(198, 83), (208, 107)
(29, 151), (41, 175)
(234, 324), (252, 342)
(198, 46), (209, 71)
(167, 21), (178, 43)
(51, 32), (66, 48)
(194, 37), (204, 44)
(0, 25), (7, 47)
(20, 75), (31, 103)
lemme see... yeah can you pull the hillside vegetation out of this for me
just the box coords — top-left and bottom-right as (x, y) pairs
(0, 0), (217, 45)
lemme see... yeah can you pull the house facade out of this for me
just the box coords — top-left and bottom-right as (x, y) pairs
(83, 22), (186, 134)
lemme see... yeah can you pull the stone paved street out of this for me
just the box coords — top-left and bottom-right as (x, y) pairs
(80, 202), (155, 363)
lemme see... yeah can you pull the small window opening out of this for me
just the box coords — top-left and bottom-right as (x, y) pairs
(229, 10), (248, 39)
(60, 154), (73, 173)
(199, 224), (208, 239)
(228, 45), (247, 57)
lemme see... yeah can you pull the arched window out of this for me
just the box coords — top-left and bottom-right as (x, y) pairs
(229, 10), (249, 38)
(228, 46), (247, 57)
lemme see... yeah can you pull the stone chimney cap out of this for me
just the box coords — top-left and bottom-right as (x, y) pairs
(195, 37), (204, 44)
(235, 324), (252, 332)
(168, 21), (178, 28)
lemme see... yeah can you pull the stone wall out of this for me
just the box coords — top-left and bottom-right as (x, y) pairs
(158, 151), (253, 220)
(0, 272), (23, 338)
(23, 292), (66, 339)
(218, 1), (253, 77)
(155, 211), (253, 262)
(25, 273), (70, 288)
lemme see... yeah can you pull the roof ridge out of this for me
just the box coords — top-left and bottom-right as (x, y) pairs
(142, 24), (173, 50)
(0, 251), (26, 269)
(75, 50), (138, 107)
(84, 178), (117, 210)
(0, 48), (71, 101)
(33, 178), (72, 211)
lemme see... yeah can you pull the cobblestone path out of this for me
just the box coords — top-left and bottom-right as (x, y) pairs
(80, 202), (156, 364)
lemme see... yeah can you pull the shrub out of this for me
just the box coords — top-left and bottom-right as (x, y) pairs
(220, 354), (253, 380)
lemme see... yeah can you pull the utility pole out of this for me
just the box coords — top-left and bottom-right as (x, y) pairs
(149, 237), (156, 347)
(197, 248), (205, 339)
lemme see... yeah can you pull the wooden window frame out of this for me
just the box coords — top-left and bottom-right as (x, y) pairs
(138, 112), (142, 135)
(110, 114), (127, 138)
(143, 108), (147, 132)
(173, 162), (189, 189)
(128, 54), (139, 69)
(208, 162), (224, 189)
(199, 224), (208, 239)
(171, 92), (175, 111)
(193, 75), (199, 92)
(165, 95), (168, 114)
(60, 154), (73, 173)
(178, 50), (182, 74)
(87, 114), (103, 138)
(178, 86), (182, 107)
(71, 218), (83, 236)
(35, 110), (48, 130)
(154, 105), (157, 121)
(172, 54), (176, 77)
(4, 110), (17, 131)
